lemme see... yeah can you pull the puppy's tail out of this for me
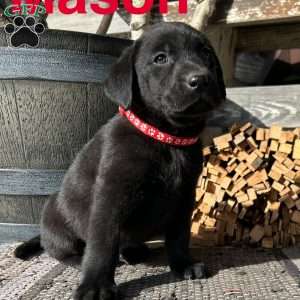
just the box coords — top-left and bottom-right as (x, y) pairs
(14, 235), (43, 260)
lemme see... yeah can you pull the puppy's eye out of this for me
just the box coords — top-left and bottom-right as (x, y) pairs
(153, 53), (168, 65)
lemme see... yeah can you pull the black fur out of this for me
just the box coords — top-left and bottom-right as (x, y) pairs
(14, 22), (226, 300)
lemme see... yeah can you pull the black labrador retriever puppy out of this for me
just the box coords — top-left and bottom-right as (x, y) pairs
(15, 22), (226, 300)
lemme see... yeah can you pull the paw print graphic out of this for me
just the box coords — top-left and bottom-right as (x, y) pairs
(5, 16), (45, 48)
(166, 137), (173, 144)
(148, 128), (156, 136)
(140, 124), (148, 132)
(157, 133), (165, 141)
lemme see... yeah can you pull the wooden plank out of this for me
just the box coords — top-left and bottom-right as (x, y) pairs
(207, 85), (300, 129)
(0, 169), (64, 196)
(0, 196), (42, 224)
(0, 80), (35, 224)
(159, 0), (300, 27)
(87, 83), (118, 139)
(237, 23), (300, 51)
(206, 27), (237, 86)
(0, 81), (26, 168)
(212, 0), (300, 26)
(14, 81), (88, 169)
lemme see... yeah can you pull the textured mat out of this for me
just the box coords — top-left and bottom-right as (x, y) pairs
(0, 243), (300, 300)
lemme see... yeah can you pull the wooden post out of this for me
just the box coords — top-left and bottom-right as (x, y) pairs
(130, 0), (150, 40)
(96, 14), (114, 35)
(206, 26), (237, 86)
(191, 0), (216, 32)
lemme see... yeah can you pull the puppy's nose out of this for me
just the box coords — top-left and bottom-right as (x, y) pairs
(187, 73), (209, 89)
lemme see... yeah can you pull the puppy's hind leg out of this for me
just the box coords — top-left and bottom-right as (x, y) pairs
(41, 194), (85, 268)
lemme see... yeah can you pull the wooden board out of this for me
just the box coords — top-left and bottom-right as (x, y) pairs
(212, 0), (300, 27)
(206, 27), (237, 86)
(208, 85), (300, 129)
(0, 80), (34, 224)
(14, 81), (88, 169)
(0, 196), (41, 224)
(87, 83), (118, 139)
(162, 0), (300, 27)
(236, 23), (300, 51)
(0, 81), (26, 168)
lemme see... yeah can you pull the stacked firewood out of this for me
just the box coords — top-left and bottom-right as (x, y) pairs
(192, 123), (300, 248)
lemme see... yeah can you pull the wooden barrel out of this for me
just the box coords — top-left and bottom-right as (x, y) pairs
(0, 28), (131, 227)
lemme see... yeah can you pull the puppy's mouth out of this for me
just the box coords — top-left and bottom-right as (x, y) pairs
(163, 93), (225, 128)
(167, 93), (224, 115)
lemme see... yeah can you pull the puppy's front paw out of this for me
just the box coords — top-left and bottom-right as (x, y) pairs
(74, 285), (98, 300)
(74, 284), (118, 300)
(172, 262), (207, 280)
(100, 286), (119, 300)
(183, 262), (207, 280)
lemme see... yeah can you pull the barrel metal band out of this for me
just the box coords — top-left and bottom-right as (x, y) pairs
(0, 47), (116, 83)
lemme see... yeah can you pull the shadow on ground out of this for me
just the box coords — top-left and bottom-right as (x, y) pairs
(117, 246), (300, 299)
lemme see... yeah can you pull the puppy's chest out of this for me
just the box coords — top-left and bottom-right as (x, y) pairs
(124, 148), (202, 235)
(144, 149), (200, 197)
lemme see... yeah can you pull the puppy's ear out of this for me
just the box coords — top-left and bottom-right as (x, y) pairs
(104, 45), (135, 109)
(212, 51), (226, 100)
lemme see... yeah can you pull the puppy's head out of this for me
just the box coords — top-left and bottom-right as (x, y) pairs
(104, 22), (226, 130)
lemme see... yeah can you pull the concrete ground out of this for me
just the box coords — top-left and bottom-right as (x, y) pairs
(0, 241), (300, 299)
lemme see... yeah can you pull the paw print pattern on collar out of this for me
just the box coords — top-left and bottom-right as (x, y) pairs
(119, 106), (199, 146)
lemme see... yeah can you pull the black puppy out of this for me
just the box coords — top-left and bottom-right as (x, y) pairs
(15, 22), (226, 300)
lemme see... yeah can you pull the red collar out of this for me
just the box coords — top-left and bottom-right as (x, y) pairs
(119, 107), (199, 146)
